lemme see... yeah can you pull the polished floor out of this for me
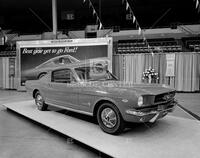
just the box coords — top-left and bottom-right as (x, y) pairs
(0, 89), (200, 158)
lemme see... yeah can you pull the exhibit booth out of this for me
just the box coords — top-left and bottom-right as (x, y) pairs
(15, 37), (113, 91)
(0, 37), (199, 92)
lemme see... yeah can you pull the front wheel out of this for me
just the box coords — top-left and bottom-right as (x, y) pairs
(35, 91), (48, 111)
(97, 102), (125, 135)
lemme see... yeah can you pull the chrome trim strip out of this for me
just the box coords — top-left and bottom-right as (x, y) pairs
(126, 107), (175, 117)
(46, 102), (93, 116)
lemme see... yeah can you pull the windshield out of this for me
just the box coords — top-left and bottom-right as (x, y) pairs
(74, 66), (118, 81)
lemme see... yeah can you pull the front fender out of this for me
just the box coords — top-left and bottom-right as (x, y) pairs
(92, 96), (133, 120)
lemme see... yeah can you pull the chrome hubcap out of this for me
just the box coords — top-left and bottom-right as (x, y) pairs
(101, 108), (117, 128)
(36, 94), (43, 109)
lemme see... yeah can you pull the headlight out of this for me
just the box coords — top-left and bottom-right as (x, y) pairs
(138, 96), (143, 107)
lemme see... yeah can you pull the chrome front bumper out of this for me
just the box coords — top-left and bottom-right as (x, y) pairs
(125, 103), (176, 123)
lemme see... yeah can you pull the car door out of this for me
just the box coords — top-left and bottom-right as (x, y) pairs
(74, 67), (97, 113)
(45, 68), (80, 110)
(78, 85), (97, 113)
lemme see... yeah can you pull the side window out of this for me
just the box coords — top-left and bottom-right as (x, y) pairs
(54, 57), (71, 65)
(52, 69), (75, 83)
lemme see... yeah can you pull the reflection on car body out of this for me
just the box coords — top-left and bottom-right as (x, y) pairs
(25, 60), (177, 135)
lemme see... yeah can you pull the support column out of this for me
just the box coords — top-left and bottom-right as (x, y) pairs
(52, 0), (57, 38)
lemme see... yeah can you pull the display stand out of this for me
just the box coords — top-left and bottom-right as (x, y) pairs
(3, 100), (200, 158)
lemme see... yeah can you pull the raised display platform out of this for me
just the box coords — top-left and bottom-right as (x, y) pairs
(3, 100), (200, 158)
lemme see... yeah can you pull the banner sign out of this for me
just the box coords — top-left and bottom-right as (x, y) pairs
(16, 38), (113, 89)
(165, 53), (175, 77)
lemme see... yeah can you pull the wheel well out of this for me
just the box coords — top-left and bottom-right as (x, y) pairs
(33, 89), (39, 98)
(93, 100), (114, 117)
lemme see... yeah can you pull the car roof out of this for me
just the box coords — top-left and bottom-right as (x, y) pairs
(36, 55), (80, 69)
(48, 57), (109, 71)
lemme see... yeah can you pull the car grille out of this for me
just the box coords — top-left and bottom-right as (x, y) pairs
(154, 91), (175, 103)
(135, 100), (175, 112)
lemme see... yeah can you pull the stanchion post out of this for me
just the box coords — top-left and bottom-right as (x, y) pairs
(52, 0), (57, 38)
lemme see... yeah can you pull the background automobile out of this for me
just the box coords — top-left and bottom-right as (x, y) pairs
(21, 55), (80, 82)
(25, 61), (177, 135)
(21, 55), (110, 85)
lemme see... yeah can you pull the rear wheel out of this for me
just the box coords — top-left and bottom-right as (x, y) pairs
(97, 102), (125, 135)
(35, 91), (48, 111)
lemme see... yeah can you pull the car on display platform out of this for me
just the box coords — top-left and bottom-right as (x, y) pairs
(25, 60), (177, 135)
(21, 55), (80, 81)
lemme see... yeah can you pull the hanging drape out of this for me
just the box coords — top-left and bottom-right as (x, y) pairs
(113, 53), (200, 92)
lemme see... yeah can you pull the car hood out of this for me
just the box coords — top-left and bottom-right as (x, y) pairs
(84, 81), (175, 96)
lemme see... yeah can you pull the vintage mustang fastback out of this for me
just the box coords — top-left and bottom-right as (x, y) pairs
(25, 60), (177, 135)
